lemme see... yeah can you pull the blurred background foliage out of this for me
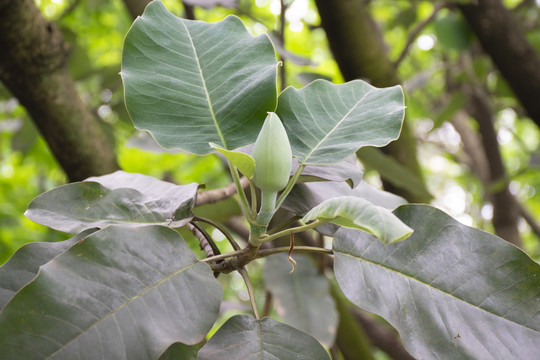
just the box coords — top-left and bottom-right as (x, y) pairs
(1, 0), (539, 325)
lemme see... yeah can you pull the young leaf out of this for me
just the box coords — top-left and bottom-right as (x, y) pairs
(276, 79), (405, 165)
(121, 1), (278, 154)
(0, 225), (222, 360)
(210, 142), (255, 178)
(334, 204), (540, 359)
(263, 254), (338, 347)
(198, 314), (330, 360)
(302, 196), (413, 244)
(25, 171), (199, 234)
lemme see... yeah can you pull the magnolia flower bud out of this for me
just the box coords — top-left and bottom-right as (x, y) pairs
(252, 112), (292, 192)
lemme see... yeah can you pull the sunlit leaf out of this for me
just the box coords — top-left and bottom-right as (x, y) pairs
(121, 1), (277, 154)
(334, 204), (540, 359)
(210, 142), (255, 178)
(276, 79), (405, 165)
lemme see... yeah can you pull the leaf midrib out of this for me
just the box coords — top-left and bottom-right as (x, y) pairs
(181, 21), (227, 149)
(336, 250), (539, 333)
(301, 88), (375, 164)
(45, 261), (199, 359)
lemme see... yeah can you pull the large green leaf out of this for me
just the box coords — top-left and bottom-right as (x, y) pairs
(276, 79), (404, 165)
(121, 1), (277, 154)
(198, 314), (330, 359)
(303, 196), (413, 244)
(263, 254), (338, 347)
(0, 225), (222, 360)
(0, 229), (98, 309)
(334, 204), (540, 359)
(25, 171), (199, 234)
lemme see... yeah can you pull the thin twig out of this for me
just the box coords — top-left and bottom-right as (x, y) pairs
(238, 267), (260, 320)
(279, 0), (288, 91)
(193, 216), (242, 251)
(287, 231), (297, 273)
(394, 2), (449, 69)
(200, 248), (247, 263)
(188, 222), (220, 258)
(195, 176), (249, 206)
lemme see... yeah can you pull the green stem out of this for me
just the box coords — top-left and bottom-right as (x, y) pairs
(229, 164), (252, 219)
(238, 267), (260, 320)
(248, 178), (258, 216)
(257, 245), (333, 259)
(259, 219), (327, 243)
(275, 164), (305, 210)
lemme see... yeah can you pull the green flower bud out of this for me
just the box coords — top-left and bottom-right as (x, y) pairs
(252, 112), (292, 192)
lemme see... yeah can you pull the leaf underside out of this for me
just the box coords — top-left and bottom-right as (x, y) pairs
(121, 1), (277, 154)
(276, 79), (405, 165)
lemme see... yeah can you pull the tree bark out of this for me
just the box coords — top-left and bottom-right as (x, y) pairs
(459, 0), (540, 129)
(0, 0), (119, 182)
(315, 0), (430, 203)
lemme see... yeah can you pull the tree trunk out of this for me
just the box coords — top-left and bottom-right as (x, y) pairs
(0, 0), (119, 182)
(459, 0), (540, 129)
(315, 0), (430, 203)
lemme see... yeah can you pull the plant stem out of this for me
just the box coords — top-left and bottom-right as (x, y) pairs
(200, 248), (247, 263)
(259, 219), (327, 243)
(238, 267), (260, 320)
(193, 216), (241, 251)
(256, 245), (333, 259)
(275, 164), (305, 210)
(229, 163), (252, 219)
(248, 178), (258, 216)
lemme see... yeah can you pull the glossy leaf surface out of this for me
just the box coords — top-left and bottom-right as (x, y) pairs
(334, 204), (540, 359)
(0, 226), (222, 360)
(198, 314), (330, 360)
(121, 1), (277, 153)
(276, 79), (404, 165)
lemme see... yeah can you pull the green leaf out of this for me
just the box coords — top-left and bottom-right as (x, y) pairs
(210, 142), (255, 178)
(302, 196), (413, 244)
(0, 228), (98, 309)
(121, 1), (277, 154)
(334, 204), (540, 359)
(263, 254), (338, 347)
(236, 145), (363, 187)
(283, 181), (407, 236)
(198, 314), (330, 360)
(0, 225), (222, 360)
(434, 13), (473, 51)
(158, 342), (200, 360)
(296, 156), (363, 188)
(276, 79), (405, 165)
(25, 171), (199, 234)
(357, 147), (432, 201)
